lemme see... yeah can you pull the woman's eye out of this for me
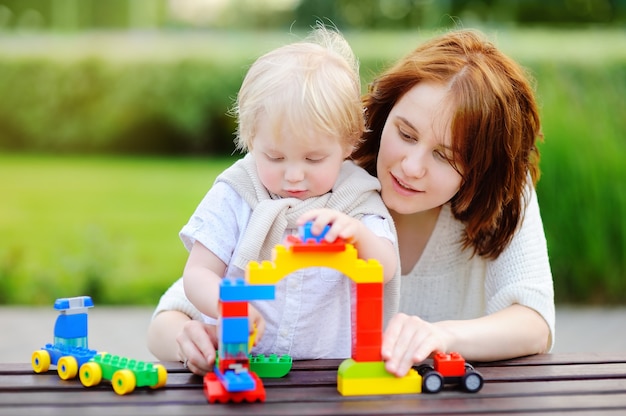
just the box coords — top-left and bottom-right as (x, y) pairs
(398, 129), (414, 141)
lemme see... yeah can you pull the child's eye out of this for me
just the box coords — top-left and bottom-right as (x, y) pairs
(266, 154), (283, 161)
(306, 157), (325, 163)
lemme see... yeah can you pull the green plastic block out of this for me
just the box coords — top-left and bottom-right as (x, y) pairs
(337, 358), (391, 379)
(249, 354), (292, 378)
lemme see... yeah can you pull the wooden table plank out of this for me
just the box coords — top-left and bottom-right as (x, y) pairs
(3, 354), (626, 415)
(2, 391), (626, 416)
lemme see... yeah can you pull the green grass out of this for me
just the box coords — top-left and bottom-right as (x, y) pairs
(0, 154), (237, 305)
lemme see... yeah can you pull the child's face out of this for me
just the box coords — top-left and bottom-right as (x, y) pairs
(251, 117), (350, 200)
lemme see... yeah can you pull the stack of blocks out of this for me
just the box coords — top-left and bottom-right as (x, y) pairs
(203, 279), (275, 403)
(204, 222), (422, 403)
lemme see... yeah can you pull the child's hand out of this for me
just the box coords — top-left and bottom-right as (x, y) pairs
(248, 305), (266, 347)
(297, 208), (364, 244)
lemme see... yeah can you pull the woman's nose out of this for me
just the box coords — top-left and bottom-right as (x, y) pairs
(402, 151), (427, 179)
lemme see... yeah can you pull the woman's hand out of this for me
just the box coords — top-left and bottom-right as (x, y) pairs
(176, 320), (218, 376)
(381, 313), (452, 377)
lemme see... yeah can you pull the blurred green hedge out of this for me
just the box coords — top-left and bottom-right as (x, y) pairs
(0, 59), (241, 154)
(1, 30), (625, 304)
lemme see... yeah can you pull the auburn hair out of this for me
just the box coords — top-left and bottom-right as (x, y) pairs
(352, 29), (542, 259)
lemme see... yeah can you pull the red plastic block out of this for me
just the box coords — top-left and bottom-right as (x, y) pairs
(356, 282), (383, 299)
(204, 372), (266, 403)
(352, 345), (382, 362)
(434, 351), (465, 377)
(284, 234), (347, 252)
(220, 301), (248, 317)
(354, 298), (383, 332)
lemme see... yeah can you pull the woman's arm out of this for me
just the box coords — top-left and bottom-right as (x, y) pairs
(382, 304), (550, 377)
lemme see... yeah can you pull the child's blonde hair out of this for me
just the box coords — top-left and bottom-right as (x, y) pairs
(233, 25), (364, 152)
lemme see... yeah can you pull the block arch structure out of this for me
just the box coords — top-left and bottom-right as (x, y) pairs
(246, 239), (422, 396)
(247, 241), (384, 362)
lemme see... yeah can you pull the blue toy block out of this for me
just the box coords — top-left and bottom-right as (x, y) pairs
(215, 367), (256, 392)
(221, 317), (249, 344)
(54, 296), (94, 311)
(54, 313), (89, 340)
(220, 278), (275, 302)
(44, 343), (99, 367)
(299, 221), (330, 243)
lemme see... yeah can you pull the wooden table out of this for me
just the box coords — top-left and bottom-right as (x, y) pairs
(2, 353), (626, 415)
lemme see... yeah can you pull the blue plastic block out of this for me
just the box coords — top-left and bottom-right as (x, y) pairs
(216, 367), (256, 392)
(44, 343), (99, 366)
(299, 221), (330, 243)
(54, 313), (88, 339)
(54, 296), (94, 311)
(220, 279), (275, 302)
(221, 317), (249, 344)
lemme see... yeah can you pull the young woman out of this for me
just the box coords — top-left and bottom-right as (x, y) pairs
(147, 28), (554, 377)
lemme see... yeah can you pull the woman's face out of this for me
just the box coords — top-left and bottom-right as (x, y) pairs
(376, 82), (462, 215)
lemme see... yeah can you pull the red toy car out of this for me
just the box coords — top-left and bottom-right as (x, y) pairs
(416, 351), (484, 393)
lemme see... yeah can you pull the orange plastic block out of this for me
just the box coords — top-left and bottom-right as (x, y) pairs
(434, 351), (465, 377)
(203, 372), (266, 403)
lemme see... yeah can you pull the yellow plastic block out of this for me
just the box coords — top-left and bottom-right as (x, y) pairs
(337, 369), (422, 396)
(247, 244), (383, 285)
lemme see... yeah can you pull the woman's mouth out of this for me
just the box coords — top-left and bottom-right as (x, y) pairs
(391, 173), (422, 195)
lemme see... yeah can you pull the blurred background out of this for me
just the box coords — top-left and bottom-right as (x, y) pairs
(1, 0), (625, 307)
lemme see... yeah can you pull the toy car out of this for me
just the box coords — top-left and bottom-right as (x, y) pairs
(416, 351), (484, 393)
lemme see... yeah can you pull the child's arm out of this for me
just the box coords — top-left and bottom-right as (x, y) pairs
(297, 208), (397, 283)
(182, 241), (226, 319)
(182, 241), (266, 341)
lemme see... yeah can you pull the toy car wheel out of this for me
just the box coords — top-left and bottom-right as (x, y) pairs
(57, 356), (79, 380)
(32, 350), (51, 373)
(462, 371), (484, 393)
(150, 364), (168, 389)
(112, 369), (136, 395)
(79, 362), (103, 387)
(422, 371), (444, 393)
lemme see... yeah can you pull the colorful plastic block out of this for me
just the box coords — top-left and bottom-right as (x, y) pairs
(284, 234), (347, 252)
(215, 367), (256, 392)
(299, 222), (331, 243)
(249, 354), (292, 378)
(247, 244), (383, 285)
(434, 351), (465, 377)
(220, 278), (275, 301)
(220, 301), (248, 317)
(337, 359), (422, 396)
(220, 317), (250, 344)
(204, 372), (266, 403)
(79, 353), (167, 395)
